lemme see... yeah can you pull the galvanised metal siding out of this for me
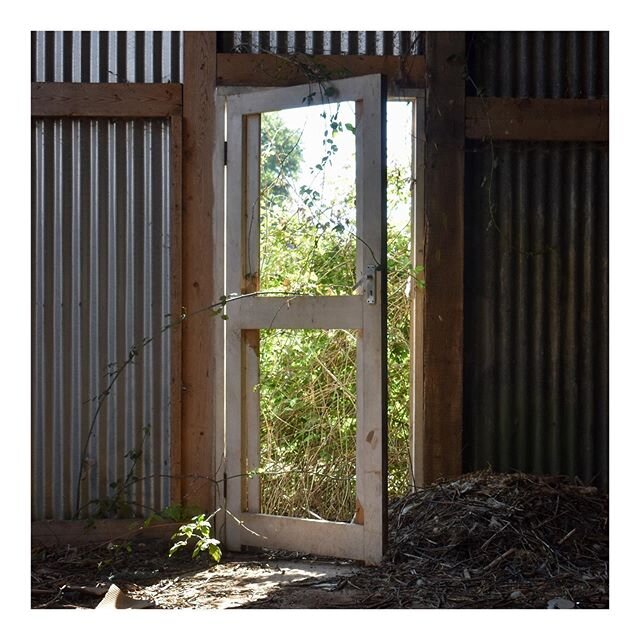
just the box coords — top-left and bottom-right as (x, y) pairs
(466, 31), (609, 98)
(463, 31), (609, 487)
(31, 31), (183, 83)
(31, 31), (424, 83)
(32, 118), (174, 520)
(218, 31), (425, 55)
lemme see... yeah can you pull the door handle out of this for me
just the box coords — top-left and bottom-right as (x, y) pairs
(365, 264), (377, 304)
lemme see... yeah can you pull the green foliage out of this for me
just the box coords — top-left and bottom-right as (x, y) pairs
(256, 105), (415, 520)
(260, 105), (357, 296)
(259, 327), (358, 520)
(258, 226), (413, 519)
(169, 514), (222, 563)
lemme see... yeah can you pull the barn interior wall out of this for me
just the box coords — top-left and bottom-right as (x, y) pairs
(30, 31), (610, 524)
(463, 32), (609, 487)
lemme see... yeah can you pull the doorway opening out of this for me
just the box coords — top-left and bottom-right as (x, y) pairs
(254, 96), (422, 518)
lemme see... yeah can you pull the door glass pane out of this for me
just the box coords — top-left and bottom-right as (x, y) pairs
(258, 102), (357, 295)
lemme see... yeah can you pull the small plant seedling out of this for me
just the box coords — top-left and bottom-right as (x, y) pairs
(169, 513), (222, 564)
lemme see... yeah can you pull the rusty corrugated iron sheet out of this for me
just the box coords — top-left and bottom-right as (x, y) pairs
(32, 118), (175, 520)
(466, 31), (608, 98)
(463, 31), (609, 487)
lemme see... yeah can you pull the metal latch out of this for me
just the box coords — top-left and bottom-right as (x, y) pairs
(365, 264), (377, 304)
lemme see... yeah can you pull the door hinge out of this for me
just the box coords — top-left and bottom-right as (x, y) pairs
(223, 140), (228, 165)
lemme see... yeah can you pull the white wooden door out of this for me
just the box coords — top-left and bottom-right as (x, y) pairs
(218, 75), (387, 564)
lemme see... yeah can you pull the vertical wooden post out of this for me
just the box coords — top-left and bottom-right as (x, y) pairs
(169, 113), (183, 505)
(181, 32), (217, 511)
(421, 32), (466, 485)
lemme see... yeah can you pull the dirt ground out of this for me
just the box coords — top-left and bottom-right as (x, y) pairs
(31, 542), (367, 609)
(31, 472), (608, 610)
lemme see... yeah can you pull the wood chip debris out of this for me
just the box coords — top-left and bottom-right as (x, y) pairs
(344, 470), (608, 608)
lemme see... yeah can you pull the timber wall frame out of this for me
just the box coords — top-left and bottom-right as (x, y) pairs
(31, 31), (610, 519)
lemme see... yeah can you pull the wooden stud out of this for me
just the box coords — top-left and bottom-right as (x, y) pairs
(465, 97), (609, 142)
(212, 90), (227, 524)
(31, 82), (182, 118)
(169, 114), (183, 504)
(181, 32), (217, 512)
(422, 32), (466, 484)
(409, 94), (427, 489)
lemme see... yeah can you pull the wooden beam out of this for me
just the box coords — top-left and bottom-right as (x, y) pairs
(465, 97), (609, 141)
(181, 32), (217, 512)
(421, 32), (466, 485)
(32, 519), (180, 548)
(31, 82), (182, 118)
(216, 53), (426, 88)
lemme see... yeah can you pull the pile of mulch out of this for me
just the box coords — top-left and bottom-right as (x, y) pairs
(346, 470), (609, 608)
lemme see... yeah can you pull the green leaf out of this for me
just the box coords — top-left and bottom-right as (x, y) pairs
(209, 545), (222, 563)
(168, 540), (188, 557)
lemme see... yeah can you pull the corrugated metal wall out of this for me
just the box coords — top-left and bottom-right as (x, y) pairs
(218, 31), (424, 55)
(32, 117), (175, 520)
(31, 31), (183, 83)
(30, 31), (423, 83)
(463, 32), (609, 486)
(465, 31), (608, 99)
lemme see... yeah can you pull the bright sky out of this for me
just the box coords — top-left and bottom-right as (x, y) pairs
(276, 100), (413, 169)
